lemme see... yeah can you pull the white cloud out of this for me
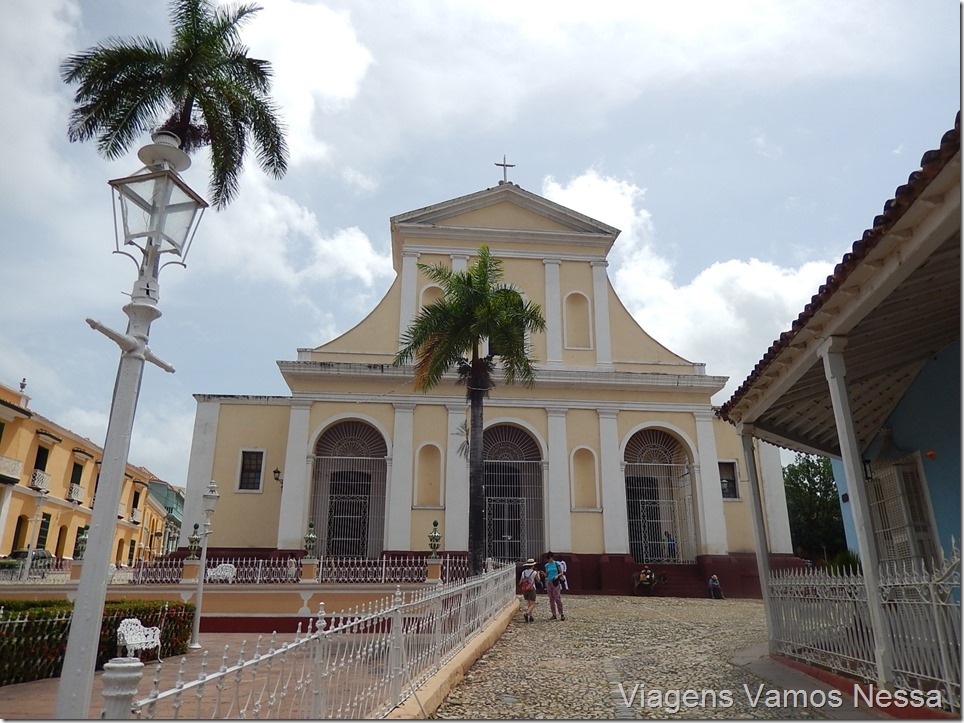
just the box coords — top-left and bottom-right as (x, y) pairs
(752, 131), (784, 160)
(543, 170), (835, 402)
(189, 172), (394, 290)
(342, 167), (379, 193)
(238, 0), (374, 165)
(303, 0), (914, 161)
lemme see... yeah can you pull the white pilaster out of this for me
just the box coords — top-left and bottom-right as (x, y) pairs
(818, 336), (893, 683)
(0, 484), (14, 550)
(445, 404), (469, 551)
(694, 410), (728, 555)
(598, 409), (628, 552)
(277, 401), (311, 549)
(591, 261), (613, 369)
(385, 403), (415, 550)
(543, 259), (563, 367)
(450, 253), (469, 273)
(545, 407), (571, 551)
(181, 400), (220, 547)
(398, 250), (420, 345)
(758, 440), (793, 554)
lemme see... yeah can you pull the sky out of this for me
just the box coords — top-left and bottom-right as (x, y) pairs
(0, 1), (959, 488)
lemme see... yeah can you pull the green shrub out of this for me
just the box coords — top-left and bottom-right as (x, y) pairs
(0, 599), (194, 686)
(828, 549), (862, 574)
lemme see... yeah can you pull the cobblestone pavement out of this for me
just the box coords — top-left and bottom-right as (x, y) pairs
(433, 595), (823, 720)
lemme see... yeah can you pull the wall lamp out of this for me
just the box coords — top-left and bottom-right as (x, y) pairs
(861, 459), (873, 481)
(273, 468), (283, 486)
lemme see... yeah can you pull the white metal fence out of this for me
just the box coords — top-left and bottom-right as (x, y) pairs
(317, 554), (468, 584)
(110, 561), (516, 719)
(201, 557), (301, 584)
(769, 545), (961, 714)
(0, 558), (73, 584)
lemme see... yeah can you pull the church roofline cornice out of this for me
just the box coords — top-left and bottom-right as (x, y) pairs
(276, 360), (726, 394)
(395, 224), (615, 249)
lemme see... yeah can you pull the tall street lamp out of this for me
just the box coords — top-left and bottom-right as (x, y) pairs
(55, 132), (206, 720)
(189, 480), (220, 649)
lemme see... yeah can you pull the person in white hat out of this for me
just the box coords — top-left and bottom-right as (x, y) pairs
(518, 559), (541, 622)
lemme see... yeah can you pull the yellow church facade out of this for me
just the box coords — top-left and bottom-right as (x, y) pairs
(184, 182), (794, 595)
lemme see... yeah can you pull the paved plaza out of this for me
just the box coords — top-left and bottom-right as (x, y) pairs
(433, 594), (878, 720)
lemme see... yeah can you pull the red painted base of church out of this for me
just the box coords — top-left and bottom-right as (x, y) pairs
(542, 552), (807, 598)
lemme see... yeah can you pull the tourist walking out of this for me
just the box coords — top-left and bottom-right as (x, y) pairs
(544, 551), (566, 620)
(518, 559), (541, 622)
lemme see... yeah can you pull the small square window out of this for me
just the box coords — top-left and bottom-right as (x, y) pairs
(719, 461), (739, 499)
(239, 450), (264, 491)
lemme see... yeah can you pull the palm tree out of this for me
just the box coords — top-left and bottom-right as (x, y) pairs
(60, 0), (288, 209)
(394, 246), (546, 575)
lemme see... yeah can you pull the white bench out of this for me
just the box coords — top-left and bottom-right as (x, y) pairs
(116, 617), (162, 660)
(206, 562), (236, 583)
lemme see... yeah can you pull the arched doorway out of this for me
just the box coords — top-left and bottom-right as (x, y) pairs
(310, 421), (388, 558)
(55, 525), (68, 558)
(12, 515), (28, 551)
(623, 429), (695, 563)
(483, 424), (544, 562)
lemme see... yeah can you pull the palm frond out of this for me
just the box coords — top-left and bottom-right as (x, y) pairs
(61, 0), (286, 208)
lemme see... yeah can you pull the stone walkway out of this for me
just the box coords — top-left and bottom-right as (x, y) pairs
(433, 595), (845, 720)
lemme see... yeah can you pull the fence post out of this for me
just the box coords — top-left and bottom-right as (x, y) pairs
(311, 602), (327, 719)
(388, 586), (404, 706)
(101, 657), (144, 719)
(432, 580), (444, 673)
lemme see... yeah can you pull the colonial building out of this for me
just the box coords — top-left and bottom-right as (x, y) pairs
(0, 379), (170, 564)
(183, 181), (794, 594)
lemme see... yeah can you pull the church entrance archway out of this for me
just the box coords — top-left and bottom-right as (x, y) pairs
(483, 424), (544, 562)
(624, 428), (695, 563)
(310, 421), (388, 558)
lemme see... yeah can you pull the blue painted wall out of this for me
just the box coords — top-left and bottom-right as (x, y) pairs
(833, 342), (961, 556)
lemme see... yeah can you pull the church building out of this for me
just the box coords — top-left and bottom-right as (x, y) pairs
(183, 180), (795, 594)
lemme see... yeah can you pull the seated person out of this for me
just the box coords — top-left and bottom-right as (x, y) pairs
(708, 574), (725, 599)
(632, 566), (657, 595)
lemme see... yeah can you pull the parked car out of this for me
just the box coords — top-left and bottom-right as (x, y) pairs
(8, 548), (54, 570)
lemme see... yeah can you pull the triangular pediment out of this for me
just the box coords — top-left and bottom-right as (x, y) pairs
(392, 182), (620, 236)
(390, 182), (621, 269)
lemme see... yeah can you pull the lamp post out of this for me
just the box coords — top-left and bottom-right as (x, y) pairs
(55, 132), (206, 720)
(189, 480), (220, 650)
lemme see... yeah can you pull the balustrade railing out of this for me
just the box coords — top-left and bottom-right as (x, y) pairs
(67, 483), (85, 504)
(769, 544), (961, 714)
(317, 554), (468, 584)
(131, 558), (184, 585)
(29, 469), (50, 492)
(203, 556), (302, 584)
(108, 562), (516, 719)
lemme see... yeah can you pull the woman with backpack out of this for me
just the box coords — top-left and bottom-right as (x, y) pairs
(518, 558), (541, 622)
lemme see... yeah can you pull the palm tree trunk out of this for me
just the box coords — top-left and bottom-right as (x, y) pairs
(467, 383), (486, 576)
